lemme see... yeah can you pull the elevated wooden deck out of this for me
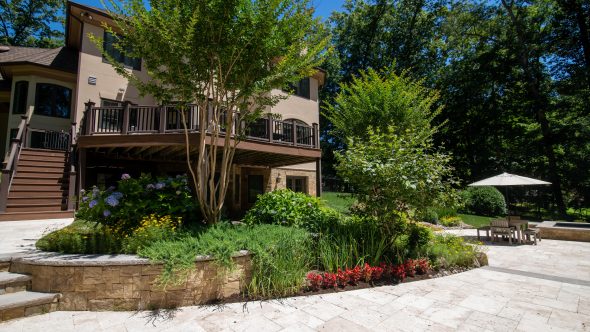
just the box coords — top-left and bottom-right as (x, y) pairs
(78, 103), (321, 167)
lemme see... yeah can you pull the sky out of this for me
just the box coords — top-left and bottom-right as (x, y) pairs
(76, 0), (346, 20)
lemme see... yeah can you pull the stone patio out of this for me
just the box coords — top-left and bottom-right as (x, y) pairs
(0, 225), (589, 331)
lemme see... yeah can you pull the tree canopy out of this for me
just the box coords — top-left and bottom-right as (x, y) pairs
(0, 0), (65, 47)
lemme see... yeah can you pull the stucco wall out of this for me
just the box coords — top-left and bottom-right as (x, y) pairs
(4, 75), (75, 153)
(75, 23), (156, 127)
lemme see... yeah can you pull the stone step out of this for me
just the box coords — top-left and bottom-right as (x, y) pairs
(0, 291), (60, 322)
(0, 272), (31, 294)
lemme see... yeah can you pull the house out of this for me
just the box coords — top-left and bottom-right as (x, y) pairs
(0, 1), (324, 221)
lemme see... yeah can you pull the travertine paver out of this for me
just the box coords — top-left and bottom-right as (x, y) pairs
(0, 226), (589, 331)
(0, 218), (72, 254)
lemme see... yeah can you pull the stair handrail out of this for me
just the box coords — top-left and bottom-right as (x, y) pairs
(66, 121), (78, 211)
(0, 106), (34, 212)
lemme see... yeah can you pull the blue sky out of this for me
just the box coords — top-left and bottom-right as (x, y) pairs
(77, 0), (346, 20)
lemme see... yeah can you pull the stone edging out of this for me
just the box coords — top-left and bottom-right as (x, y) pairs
(9, 251), (253, 311)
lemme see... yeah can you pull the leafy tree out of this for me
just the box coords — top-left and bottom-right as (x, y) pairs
(94, 0), (330, 223)
(0, 0), (65, 47)
(329, 67), (457, 218)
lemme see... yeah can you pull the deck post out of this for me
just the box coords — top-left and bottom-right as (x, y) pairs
(67, 122), (78, 211)
(312, 123), (319, 148)
(268, 114), (273, 143)
(159, 106), (167, 133)
(84, 101), (95, 135)
(316, 158), (322, 197)
(292, 119), (297, 146)
(121, 101), (130, 135)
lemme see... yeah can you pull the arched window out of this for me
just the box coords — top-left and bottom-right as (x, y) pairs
(12, 81), (28, 114)
(35, 83), (72, 118)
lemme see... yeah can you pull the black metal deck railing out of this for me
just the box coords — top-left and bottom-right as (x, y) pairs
(83, 102), (320, 149)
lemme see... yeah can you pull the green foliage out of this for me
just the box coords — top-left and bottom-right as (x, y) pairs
(35, 220), (122, 254)
(328, 67), (457, 218)
(138, 224), (312, 298)
(462, 187), (507, 217)
(315, 215), (433, 272)
(439, 216), (462, 227)
(324, 67), (441, 141)
(243, 189), (340, 233)
(427, 234), (482, 268)
(76, 174), (199, 233)
(417, 209), (439, 224)
(0, 0), (65, 47)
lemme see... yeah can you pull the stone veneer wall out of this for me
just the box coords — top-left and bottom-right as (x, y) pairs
(270, 168), (317, 196)
(9, 252), (252, 311)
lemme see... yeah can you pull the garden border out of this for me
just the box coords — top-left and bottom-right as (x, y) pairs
(8, 251), (252, 311)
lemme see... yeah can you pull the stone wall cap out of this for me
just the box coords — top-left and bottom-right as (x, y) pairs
(13, 250), (251, 267)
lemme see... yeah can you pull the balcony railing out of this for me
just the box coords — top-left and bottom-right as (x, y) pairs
(82, 102), (319, 149)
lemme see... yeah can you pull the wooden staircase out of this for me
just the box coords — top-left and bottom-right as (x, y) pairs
(0, 148), (74, 222)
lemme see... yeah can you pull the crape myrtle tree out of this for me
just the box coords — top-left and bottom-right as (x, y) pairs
(325, 67), (457, 219)
(92, 0), (329, 223)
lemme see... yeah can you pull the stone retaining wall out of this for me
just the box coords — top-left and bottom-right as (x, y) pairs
(9, 252), (252, 311)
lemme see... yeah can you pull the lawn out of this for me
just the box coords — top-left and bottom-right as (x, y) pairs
(459, 214), (493, 228)
(321, 191), (355, 214)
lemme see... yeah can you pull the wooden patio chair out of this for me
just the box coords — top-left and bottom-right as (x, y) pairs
(490, 219), (516, 245)
(523, 228), (541, 245)
(476, 225), (491, 241)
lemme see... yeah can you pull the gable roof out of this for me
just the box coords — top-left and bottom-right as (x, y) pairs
(0, 46), (78, 74)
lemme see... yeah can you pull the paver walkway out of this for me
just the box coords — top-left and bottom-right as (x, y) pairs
(0, 226), (589, 331)
(0, 219), (72, 254)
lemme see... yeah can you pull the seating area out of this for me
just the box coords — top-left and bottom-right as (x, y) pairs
(476, 216), (542, 245)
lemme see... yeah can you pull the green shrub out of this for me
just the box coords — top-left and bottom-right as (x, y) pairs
(417, 209), (439, 224)
(122, 215), (183, 253)
(439, 216), (462, 227)
(243, 189), (340, 233)
(77, 174), (200, 233)
(461, 186), (506, 217)
(36, 220), (122, 254)
(427, 234), (481, 268)
(138, 224), (312, 298)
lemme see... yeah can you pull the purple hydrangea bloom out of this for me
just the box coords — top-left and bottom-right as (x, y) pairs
(103, 210), (111, 217)
(92, 187), (100, 198)
(146, 184), (155, 190)
(155, 182), (166, 190)
(111, 192), (123, 200)
(105, 195), (119, 207)
(121, 173), (131, 180)
(82, 196), (89, 202)
(89, 200), (98, 208)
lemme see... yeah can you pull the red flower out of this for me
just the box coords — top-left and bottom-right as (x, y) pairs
(306, 272), (323, 291)
(362, 263), (373, 282)
(405, 259), (416, 277)
(415, 258), (430, 275)
(322, 272), (337, 289)
(336, 269), (348, 287)
(371, 266), (384, 280)
(346, 266), (362, 285)
(391, 264), (406, 282)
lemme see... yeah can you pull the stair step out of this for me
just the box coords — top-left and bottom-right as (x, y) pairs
(6, 203), (64, 213)
(7, 197), (65, 205)
(11, 178), (67, 185)
(17, 166), (66, 173)
(20, 148), (66, 157)
(0, 272), (31, 294)
(0, 211), (74, 222)
(18, 154), (66, 163)
(0, 291), (60, 321)
(17, 160), (65, 168)
(9, 184), (66, 192)
(15, 171), (65, 179)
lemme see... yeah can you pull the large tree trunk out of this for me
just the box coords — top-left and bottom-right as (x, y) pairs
(501, 0), (568, 216)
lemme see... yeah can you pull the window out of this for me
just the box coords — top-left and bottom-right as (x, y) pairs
(247, 175), (264, 203)
(287, 176), (307, 194)
(284, 78), (311, 99)
(100, 99), (122, 107)
(12, 81), (28, 114)
(34, 83), (72, 118)
(103, 31), (142, 71)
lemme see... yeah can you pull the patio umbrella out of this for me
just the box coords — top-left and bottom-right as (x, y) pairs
(468, 172), (551, 219)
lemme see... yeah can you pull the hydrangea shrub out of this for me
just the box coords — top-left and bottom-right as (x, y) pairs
(77, 174), (199, 233)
